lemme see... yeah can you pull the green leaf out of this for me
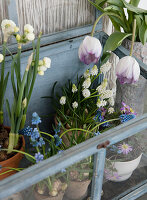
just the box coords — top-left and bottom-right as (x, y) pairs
(104, 5), (123, 14)
(121, 0), (147, 14)
(145, 15), (147, 25)
(88, 0), (104, 12)
(109, 16), (121, 31)
(107, 0), (124, 7)
(95, 0), (107, 5)
(100, 52), (111, 66)
(139, 21), (147, 44)
(103, 32), (132, 52)
(129, 0), (140, 7)
(134, 14), (142, 27)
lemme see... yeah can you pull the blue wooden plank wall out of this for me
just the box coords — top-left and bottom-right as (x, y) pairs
(1, 30), (103, 130)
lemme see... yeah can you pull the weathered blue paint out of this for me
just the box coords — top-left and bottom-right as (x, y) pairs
(91, 149), (106, 200)
(0, 113), (147, 199)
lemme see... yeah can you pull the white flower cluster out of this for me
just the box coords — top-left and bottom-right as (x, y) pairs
(38, 57), (51, 75)
(82, 88), (90, 98)
(96, 79), (107, 94)
(1, 19), (19, 42)
(108, 97), (115, 106)
(72, 101), (78, 109)
(108, 107), (114, 114)
(90, 65), (98, 76)
(96, 99), (107, 108)
(0, 54), (4, 63)
(24, 24), (35, 42)
(72, 84), (78, 93)
(82, 77), (91, 89)
(100, 61), (111, 76)
(100, 89), (113, 100)
(84, 69), (90, 78)
(60, 96), (66, 105)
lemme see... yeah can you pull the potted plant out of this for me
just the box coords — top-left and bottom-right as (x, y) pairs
(64, 157), (93, 200)
(0, 19), (51, 180)
(88, 0), (147, 115)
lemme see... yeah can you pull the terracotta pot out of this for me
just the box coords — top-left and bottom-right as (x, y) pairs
(34, 190), (65, 200)
(0, 126), (25, 180)
(65, 179), (91, 200)
(115, 40), (147, 116)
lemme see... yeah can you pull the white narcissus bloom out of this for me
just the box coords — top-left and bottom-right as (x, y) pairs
(43, 57), (51, 68)
(16, 34), (21, 41)
(72, 101), (78, 109)
(0, 54), (4, 63)
(60, 96), (66, 105)
(82, 77), (91, 89)
(84, 69), (90, 78)
(116, 56), (140, 84)
(108, 97), (115, 106)
(26, 33), (35, 41)
(72, 84), (78, 93)
(100, 61), (111, 75)
(24, 24), (34, 34)
(1, 19), (17, 41)
(108, 107), (114, 114)
(38, 66), (47, 72)
(78, 36), (102, 65)
(26, 53), (33, 71)
(82, 88), (90, 98)
(91, 65), (98, 76)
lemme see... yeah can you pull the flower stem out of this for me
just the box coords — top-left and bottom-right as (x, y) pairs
(91, 13), (106, 37)
(130, 19), (136, 57)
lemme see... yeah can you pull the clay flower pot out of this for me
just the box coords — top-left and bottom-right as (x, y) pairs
(34, 190), (65, 200)
(105, 154), (142, 182)
(65, 179), (91, 200)
(0, 126), (25, 180)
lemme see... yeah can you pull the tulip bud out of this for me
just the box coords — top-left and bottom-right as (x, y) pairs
(78, 36), (102, 65)
(116, 56), (140, 84)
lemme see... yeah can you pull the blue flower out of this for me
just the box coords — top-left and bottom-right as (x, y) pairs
(94, 131), (100, 136)
(101, 120), (109, 127)
(38, 137), (45, 147)
(19, 126), (33, 136)
(54, 134), (62, 146)
(35, 152), (44, 163)
(58, 150), (63, 154)
(31, 128), (40, 141)
(54, 122), (61, 134)
(32, 112), (41, 125)
(119, 114), (136, 123)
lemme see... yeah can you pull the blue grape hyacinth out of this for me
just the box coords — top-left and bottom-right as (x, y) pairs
(120, 114), (136, 123)
(32, 112), (41, 125)
(35, 152), (44, 163)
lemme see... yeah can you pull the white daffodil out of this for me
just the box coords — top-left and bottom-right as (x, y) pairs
(1, 19), (17, 41)
(91, 65), (98, 76)
(16, 34), (21, 42)
(84, 69), (90, 78)
(72, 84), (78, 93)
(43, 57), (51, 68)
(82, 88), (90, 98)
(108, 107), (114, 114)
(24, 24), (34, 34)
(82, 77), (91, 89)
(72, 101), (78, 109)
(26, 33), (35, 41)
(0, 54), (4, 63)
(38, 66), (47, 72)
(60, 96), (66, 105)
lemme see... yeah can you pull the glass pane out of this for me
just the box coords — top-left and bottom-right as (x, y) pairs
(16, 0), (95, 36)
(102, 131), (147, 200)
(4, 156), (93, 200)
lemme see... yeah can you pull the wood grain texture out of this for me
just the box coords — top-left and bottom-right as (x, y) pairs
(16, 0), (95, 35)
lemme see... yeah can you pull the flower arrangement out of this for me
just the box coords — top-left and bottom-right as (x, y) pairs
(0, 19), (51, 157)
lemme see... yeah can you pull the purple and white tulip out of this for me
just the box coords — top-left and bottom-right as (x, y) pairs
(116, 56), (140, 84)
(78, 36), (102, 65)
